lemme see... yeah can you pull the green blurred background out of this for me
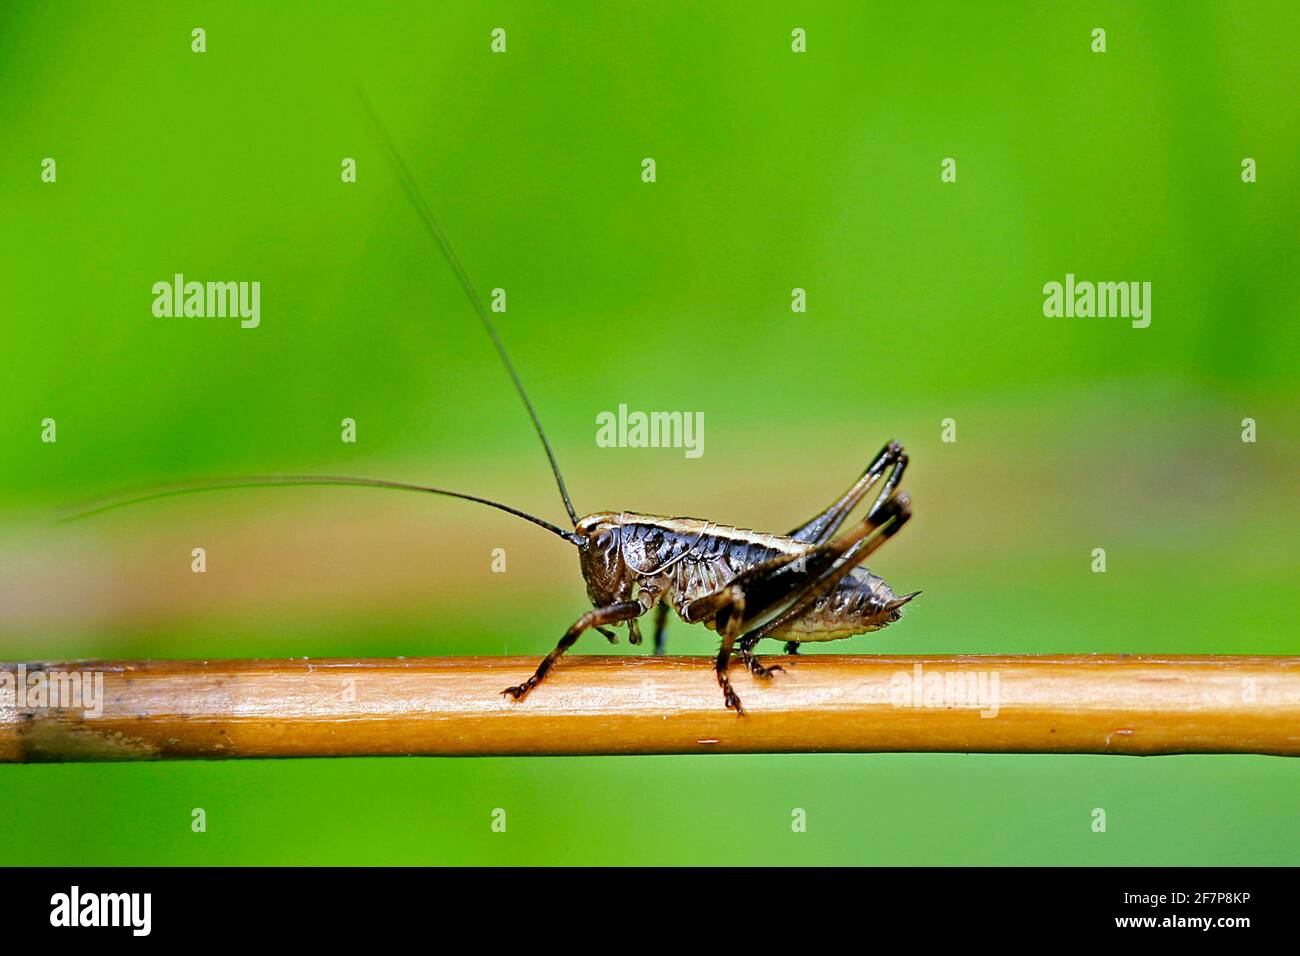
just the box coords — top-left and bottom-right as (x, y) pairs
(1, 1), (1297, 864)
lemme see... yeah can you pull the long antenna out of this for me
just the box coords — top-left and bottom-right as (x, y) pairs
(357, 89), (581, 527)
(62, 475), (583, 544)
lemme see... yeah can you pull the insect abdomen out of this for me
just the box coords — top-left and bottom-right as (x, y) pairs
(772, 567), (915, 641)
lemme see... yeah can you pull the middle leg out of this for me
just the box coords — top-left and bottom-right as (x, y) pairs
(681, 584), (749, 713)
(650, 602), (670, 656)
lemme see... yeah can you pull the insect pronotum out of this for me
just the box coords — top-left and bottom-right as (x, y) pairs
(69, 94), (919, 715)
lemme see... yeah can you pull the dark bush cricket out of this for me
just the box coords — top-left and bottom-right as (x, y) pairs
(72, 98), (919, 715)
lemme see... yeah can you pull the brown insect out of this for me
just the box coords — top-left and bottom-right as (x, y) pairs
(72, 99), (918, 715)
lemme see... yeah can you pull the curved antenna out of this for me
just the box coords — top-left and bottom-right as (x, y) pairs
(357, 89), (580, 527)
(62, 475), (583, 545)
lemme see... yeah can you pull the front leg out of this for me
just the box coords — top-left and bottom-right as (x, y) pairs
(625, 591), (665, 651)
(502, 597), (649, 702)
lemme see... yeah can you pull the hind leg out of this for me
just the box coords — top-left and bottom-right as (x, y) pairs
(740, 493), (914, 650)
(787, 441), (908, 545)
(738, 633), (786, 679)
(685, 493), (913, 712)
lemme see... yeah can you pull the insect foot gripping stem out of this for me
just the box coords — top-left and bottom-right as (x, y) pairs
(502, 600), (646, 702)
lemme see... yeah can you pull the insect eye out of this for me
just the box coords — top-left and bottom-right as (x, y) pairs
(591, 529), (614, 551)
